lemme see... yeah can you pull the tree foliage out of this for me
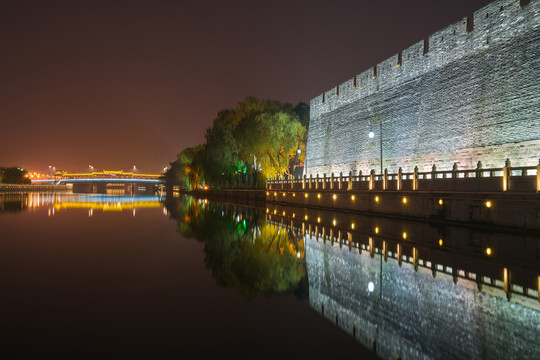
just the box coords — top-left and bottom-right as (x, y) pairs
(0, 167), (31, 184)
(171, 97), (309, 189)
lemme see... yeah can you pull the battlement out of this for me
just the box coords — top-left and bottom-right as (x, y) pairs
(306, 0), (540, 177)
(310, 0), (539, 118)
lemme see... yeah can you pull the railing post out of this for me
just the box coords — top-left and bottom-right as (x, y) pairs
(537, 160), (540, 193)
(476, 161), (483, 192)
(397, 167), (402, 191)
(323, 173), (327, 190)
(315, 174), (319, 190)
(310, 174), (313, 190)
(369, 170), (374, 190)
(281, 176), (284, 190)
(339, 172), (343, 190)
(302, 175), (306, 190)
(503, 158), (511, 191)
(431, 165), (437, 191)
(358, 170), (362, 189)
(413, 166), (418, 191)
(348, 171), (353, 190)
(383, 168), (388, 190)
(330, 172), (334, 190)
(452, 163), (458, 191)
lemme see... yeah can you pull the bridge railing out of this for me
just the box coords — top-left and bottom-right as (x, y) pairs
(266, 159), (540, 193)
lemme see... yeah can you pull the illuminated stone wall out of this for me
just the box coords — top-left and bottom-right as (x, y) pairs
(306, 0), (540, 176)
(305, 236), (540, 360)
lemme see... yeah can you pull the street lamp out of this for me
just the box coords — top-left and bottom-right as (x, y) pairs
(368, 124), (383, 175)
(367, 104), (383, 175)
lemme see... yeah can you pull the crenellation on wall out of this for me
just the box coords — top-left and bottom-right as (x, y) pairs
(310, 0), (538, 117)
(376, 55), (400, 82)
(306, 0), (540, 177)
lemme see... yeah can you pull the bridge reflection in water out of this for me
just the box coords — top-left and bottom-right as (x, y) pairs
(266, 204), (540, 360)
(1, 193), (165, 216)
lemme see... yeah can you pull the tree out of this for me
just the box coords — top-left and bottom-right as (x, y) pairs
(0, 167), (31, 184)
(177, 145), (206, 190)
(235, 111), (306, 178)
(166, 97), (309, 189)
(294, 102), (310, 129)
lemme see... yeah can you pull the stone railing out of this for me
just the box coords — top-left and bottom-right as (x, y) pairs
(267, 159), (540, 193)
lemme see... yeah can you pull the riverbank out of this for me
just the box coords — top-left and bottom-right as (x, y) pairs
(180, 189), (266, 206)
(0, 184), (68, 193)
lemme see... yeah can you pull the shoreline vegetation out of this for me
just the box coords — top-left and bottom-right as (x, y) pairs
(163, 97), (309, 192)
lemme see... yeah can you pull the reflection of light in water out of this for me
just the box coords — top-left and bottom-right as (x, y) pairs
(89, 208), (93, 218)
(162, 207), (168, 216)
(133, 208), (136, 217)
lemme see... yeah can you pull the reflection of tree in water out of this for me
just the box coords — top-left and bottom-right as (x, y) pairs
(0, 194), (28, 213)
(167, 195), (307, 299)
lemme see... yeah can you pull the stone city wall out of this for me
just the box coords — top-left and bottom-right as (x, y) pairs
(306, 0), (540, 176)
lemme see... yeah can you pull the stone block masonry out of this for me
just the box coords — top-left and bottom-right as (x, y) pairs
(306, 0), (540, 176)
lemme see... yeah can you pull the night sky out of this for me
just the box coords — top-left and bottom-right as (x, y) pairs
(0, 0), (493, 173)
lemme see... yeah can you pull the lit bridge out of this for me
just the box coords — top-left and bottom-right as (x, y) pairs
(33, 170), (165, 194)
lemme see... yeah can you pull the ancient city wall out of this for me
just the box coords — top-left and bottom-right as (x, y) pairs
(306, 0), (540, 176)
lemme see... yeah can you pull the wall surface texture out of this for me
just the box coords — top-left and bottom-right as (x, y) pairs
(306, 0), (540, 176)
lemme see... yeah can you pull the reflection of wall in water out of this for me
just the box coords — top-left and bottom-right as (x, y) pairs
(306, 235), (540, 360)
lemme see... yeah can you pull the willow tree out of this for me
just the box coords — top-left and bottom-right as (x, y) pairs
(235, 111), (305, 178)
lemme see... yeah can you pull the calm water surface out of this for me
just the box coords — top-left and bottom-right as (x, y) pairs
(0, 193), (375, 358)
(1, 193), (539, 359)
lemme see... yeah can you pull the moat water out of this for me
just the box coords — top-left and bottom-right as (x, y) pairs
(1, 193), (538, 358)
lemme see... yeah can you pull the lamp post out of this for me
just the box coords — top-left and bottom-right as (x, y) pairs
(367, 106), (383, 175)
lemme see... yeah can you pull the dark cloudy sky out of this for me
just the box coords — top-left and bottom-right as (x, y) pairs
(0, 0), (493, 173)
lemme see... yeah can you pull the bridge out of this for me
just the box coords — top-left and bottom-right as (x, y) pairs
(32, 170), (165, 194)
